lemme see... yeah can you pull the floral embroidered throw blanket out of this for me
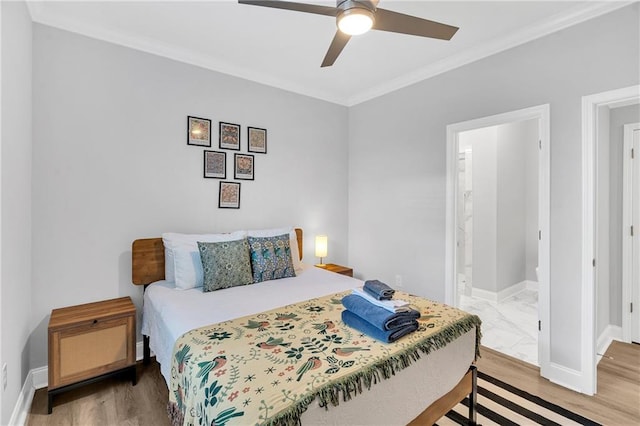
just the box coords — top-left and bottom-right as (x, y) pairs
(167, 290), (481, 426)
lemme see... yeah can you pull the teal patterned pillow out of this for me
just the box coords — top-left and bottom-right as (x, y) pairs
(248, 234), (296, 283)
(198, 238), (253, 292)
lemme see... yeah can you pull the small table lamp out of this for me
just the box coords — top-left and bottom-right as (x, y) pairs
(315, 235), (328, 267)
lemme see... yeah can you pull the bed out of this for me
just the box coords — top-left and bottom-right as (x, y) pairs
(132, 228), (480, 425)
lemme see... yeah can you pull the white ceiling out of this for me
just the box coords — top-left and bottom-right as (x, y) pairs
(27, 1), (630, 106)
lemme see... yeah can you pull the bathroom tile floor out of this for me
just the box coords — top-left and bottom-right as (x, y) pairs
(459, 289), (538, 366)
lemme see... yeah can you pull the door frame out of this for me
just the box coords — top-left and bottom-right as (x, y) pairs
(622, 123), (640, 342)
(0, 3), (3, 423)
(581, 84), (640, 395)
(445, 103), (551, 376)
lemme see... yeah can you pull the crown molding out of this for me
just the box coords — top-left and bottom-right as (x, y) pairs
(27, 1), (633, 107)
(27, 4), (349, 106)
(346, 1), (635, 106)
(25, 0), (38, 20)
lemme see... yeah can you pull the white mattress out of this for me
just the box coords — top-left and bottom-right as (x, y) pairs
(142, 264), (476, 425)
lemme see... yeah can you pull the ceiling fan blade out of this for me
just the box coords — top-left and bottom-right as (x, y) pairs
(238, 0), (338, 17)
(321, 31), (351, 68)
(372, 8), (458, 40)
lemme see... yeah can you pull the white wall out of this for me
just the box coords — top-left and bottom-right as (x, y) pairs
(348, 4), (639, 372)
(1, 2), (33, 424)
(609, 104), (640, 327)
(30, 24), (349, 369)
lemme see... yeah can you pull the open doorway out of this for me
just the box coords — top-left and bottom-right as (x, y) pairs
(581, 85), (639, 395)
(623, 122), (640, 344)
(595, 107), (640, 353)
(445, 104), (550, 376)
(455, 120), (539, 365)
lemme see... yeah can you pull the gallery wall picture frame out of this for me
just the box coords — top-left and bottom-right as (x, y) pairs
(187, 116), (212, 147)
(234, 153), (255, 180)
(248, 127), (267, 154)
(219, 181), (241, 209)
(203, 150), (226, 179)
(219, 122), (241, 150)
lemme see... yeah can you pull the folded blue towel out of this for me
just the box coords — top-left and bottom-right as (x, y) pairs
(342, 310), (418, 343)
(341, 294), (420, 331)
(363, 280), (395, 300)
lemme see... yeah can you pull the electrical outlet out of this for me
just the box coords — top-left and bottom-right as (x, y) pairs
(395, 275), (403, 288)
(2, 363), (7, 390)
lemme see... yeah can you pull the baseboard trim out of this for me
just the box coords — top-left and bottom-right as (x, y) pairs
(136, 340), (155, 360)
(10, 340), (151, 425)
(31, 366), (48, 390)
(470, 286), (498, 302)
(8, 367), (39, 426)
(136, 340), (145, 361)
(546, 362), (584, 394)
(471, 280), (538, 303)
(498, 281), (527, 302)
(596, 324), (622, 364)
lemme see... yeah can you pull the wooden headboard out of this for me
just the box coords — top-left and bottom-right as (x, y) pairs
(132, 228), (303, 285)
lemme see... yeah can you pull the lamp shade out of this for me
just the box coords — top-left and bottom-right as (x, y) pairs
(315, 235), (328, 258)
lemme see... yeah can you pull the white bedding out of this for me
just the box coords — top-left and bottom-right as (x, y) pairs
(142, 264), (476, 425)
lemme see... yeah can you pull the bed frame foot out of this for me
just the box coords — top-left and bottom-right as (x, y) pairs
(468, 365), (477, 426)
(143, 335), (151, 365)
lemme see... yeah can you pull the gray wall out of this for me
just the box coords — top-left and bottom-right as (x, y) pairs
(458, 120), (537, 294)
(348, 4), (639, 371)
(1, 2), (33, 423)
(496, 120), (530, 292)
(523, 119), (539, 282)
(461, 127), (497, 292)
(609, 104), (640, 327)
(30, 24), (349, 369)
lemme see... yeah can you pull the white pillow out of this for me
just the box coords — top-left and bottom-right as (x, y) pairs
(247, 227), (303, 272)
(162, 230), (247, 289)
(173, 248), (205, 290)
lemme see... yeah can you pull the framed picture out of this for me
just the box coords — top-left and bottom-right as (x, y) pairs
(234, 153), (254, 180)
(248, 127), (267, 154)
(187, 116), (211, 147)
(203, 150), (226, 179)
(219, 181), (241, 209)
(219, 122), (240, 150)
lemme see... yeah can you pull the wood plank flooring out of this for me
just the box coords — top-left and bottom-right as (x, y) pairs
(28, 361), (170, 426)
(474, 341), (640, 425)
(27, 341), (639, 425)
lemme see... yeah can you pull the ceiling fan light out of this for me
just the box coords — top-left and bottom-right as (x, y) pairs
(337, 8), (373, 36)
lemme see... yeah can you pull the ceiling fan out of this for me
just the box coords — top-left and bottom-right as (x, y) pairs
(238, 0), (459, 67)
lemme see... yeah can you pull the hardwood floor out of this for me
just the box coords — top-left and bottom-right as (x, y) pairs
(475, 341), (640, 425)
(28, 361), (170, 426)
(27, 341), (639, 425)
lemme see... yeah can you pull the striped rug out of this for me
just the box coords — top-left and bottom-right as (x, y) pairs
(436, 371), (602, 426)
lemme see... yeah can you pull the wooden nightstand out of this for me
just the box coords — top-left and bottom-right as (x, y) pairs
(316, 263), (353, 277)
(47, 297), (137, 413)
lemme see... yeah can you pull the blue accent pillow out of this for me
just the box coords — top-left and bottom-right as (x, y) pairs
(198, 238), (253, 292)
(247, 234), (296, 283)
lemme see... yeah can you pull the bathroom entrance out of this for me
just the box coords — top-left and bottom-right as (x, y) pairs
(445, 105), (550, 372)
(456, 120), (539, 365)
